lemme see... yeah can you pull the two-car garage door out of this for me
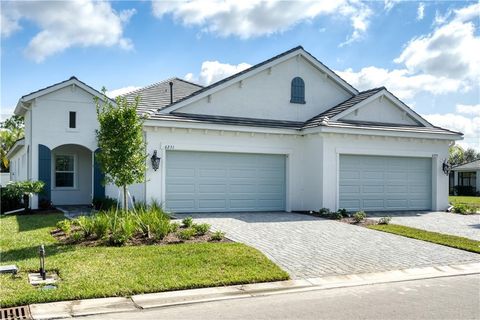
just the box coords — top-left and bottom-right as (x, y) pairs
(339, 155), (432, 211)
(165, 151), (286, 212)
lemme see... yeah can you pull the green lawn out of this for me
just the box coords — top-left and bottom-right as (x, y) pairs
(0, 213), (288, 307)
(449, 196), (480, 206)
(369, 224), (480, 254)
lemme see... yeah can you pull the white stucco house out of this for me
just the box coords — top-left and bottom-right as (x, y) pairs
(449, 160), (480, 195)
(7, 46), (462, 213)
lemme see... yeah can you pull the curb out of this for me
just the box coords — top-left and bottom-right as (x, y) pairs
(29, 262), (480, 319)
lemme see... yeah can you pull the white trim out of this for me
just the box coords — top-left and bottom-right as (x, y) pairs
(53, 153), (77, 189)
(14, 78), (110, 116)
(6, 139), (25, 159)
(160, 48), (358, 114)
(331, 90), (432, 127)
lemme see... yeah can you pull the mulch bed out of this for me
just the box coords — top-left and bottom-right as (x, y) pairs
(51, 226), (231, 247)
(301, 211), (379, 227)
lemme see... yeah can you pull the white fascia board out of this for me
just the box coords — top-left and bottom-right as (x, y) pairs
(143, 119), (299, 135)
(160, 49), (358, 114)
(6, 139), (25, 159)
(303, 125), (462, 141)
(331, 90), (432, 127)
(15, 79), (109, 110)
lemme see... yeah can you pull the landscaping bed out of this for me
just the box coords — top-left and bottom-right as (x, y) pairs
(449, 196), (480, 214)
(0, 212), (289, 307)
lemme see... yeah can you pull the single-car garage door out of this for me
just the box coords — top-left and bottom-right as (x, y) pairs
(166, 151), (286, 212)
(339, 155), (432, 211)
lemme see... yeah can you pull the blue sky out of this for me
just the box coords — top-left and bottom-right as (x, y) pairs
(1, 0), (479, 149)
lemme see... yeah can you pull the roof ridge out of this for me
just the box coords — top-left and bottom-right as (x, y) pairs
(121, 77), (177, 97)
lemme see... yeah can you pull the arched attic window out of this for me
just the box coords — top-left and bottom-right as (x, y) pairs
(290, 77), (305, 104)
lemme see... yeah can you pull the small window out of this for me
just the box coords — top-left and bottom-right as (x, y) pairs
(290, 77), (305, 104)
(69, 111), (76, 128)
(55, 155), (75, 187)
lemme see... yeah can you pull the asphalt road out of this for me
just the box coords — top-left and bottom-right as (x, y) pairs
(85, 275), (480, 320)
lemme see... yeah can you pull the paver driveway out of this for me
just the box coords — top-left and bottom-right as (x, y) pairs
(177, 212), (480, 279)
(370, 211), (480, 241)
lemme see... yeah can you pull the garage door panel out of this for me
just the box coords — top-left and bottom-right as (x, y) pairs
(198, 184), (227, 193)
(166, 151), (286, 212)
(199, 169), (227, 177)
(339, 155), (432, 211)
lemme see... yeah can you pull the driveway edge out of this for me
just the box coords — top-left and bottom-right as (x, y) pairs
(29, 262), (480, 319)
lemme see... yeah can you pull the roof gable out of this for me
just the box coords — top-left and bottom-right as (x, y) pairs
(15, 76), (109, 116)
(159, 46), (359, 114)
(331, 88), (432, 127)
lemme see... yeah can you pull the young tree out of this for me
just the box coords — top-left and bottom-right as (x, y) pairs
(449, 145), (464, 167)
(95, 90), (147, 210)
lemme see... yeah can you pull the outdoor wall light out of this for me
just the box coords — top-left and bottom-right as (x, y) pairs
(39, 244), (46, 280)
(151, 150), (161, 171)
(442, 159), (451, 175)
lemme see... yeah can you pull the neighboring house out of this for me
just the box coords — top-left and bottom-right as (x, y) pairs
(7, 46), (462, 212)
(449, 160), (480, 195)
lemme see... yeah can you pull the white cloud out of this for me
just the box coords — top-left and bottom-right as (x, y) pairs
(383, 0), (400, 12)
(152, 0), (372, 45)
(1, 0), (136, 62)
(185, 60), (252, 85)
(106, 86), (142, 98)
(456, 104), (480, 116)
(422, 113), (480, 150)
(417, 3), (425, 20)
(337, 3), (479, 99)
(336, 67), (461, 99)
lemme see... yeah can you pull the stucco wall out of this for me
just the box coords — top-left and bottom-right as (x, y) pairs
(341, 96), (419, 125)
(177, 56), (353, 122)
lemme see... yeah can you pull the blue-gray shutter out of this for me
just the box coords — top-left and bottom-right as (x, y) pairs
(38, 144), (51, 202)
(93, 148), (105, 199)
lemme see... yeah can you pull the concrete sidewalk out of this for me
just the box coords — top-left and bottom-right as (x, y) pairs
(28, 262), (480, 319)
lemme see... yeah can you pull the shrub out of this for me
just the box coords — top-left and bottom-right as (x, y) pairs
(178, 228), (196, 240)
(193, 223), (210, 236)
(150, 219), (171, 240)
(331, 211), (343, 220)
(338, 208), (349, 218)
(169, 222), (180, 233)
(71, 231), (83, 242)
(0, 186), (22, 213)
(211, 230), (225, 241)
(452, 203), (468, 214)
(453, 186), (476, 196)
(92, 214), (110, 239)
(378, 216), (392, 225)
(353, 211), (367, 223)
(56, 219), (71, 234)
(136, 207), (171, 237)
(182, 216), (194, 228)
(76, 216), (94, 237)
(318, 208), (330, 215)
(92, 197), (117, 211)
(108, 216), (136, 246)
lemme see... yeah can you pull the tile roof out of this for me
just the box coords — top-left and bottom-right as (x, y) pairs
(452, 159), (480, 170)
(303, 87), (384, 128)
(121, 78), (203, 116)
(148, 112), (304, 129)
